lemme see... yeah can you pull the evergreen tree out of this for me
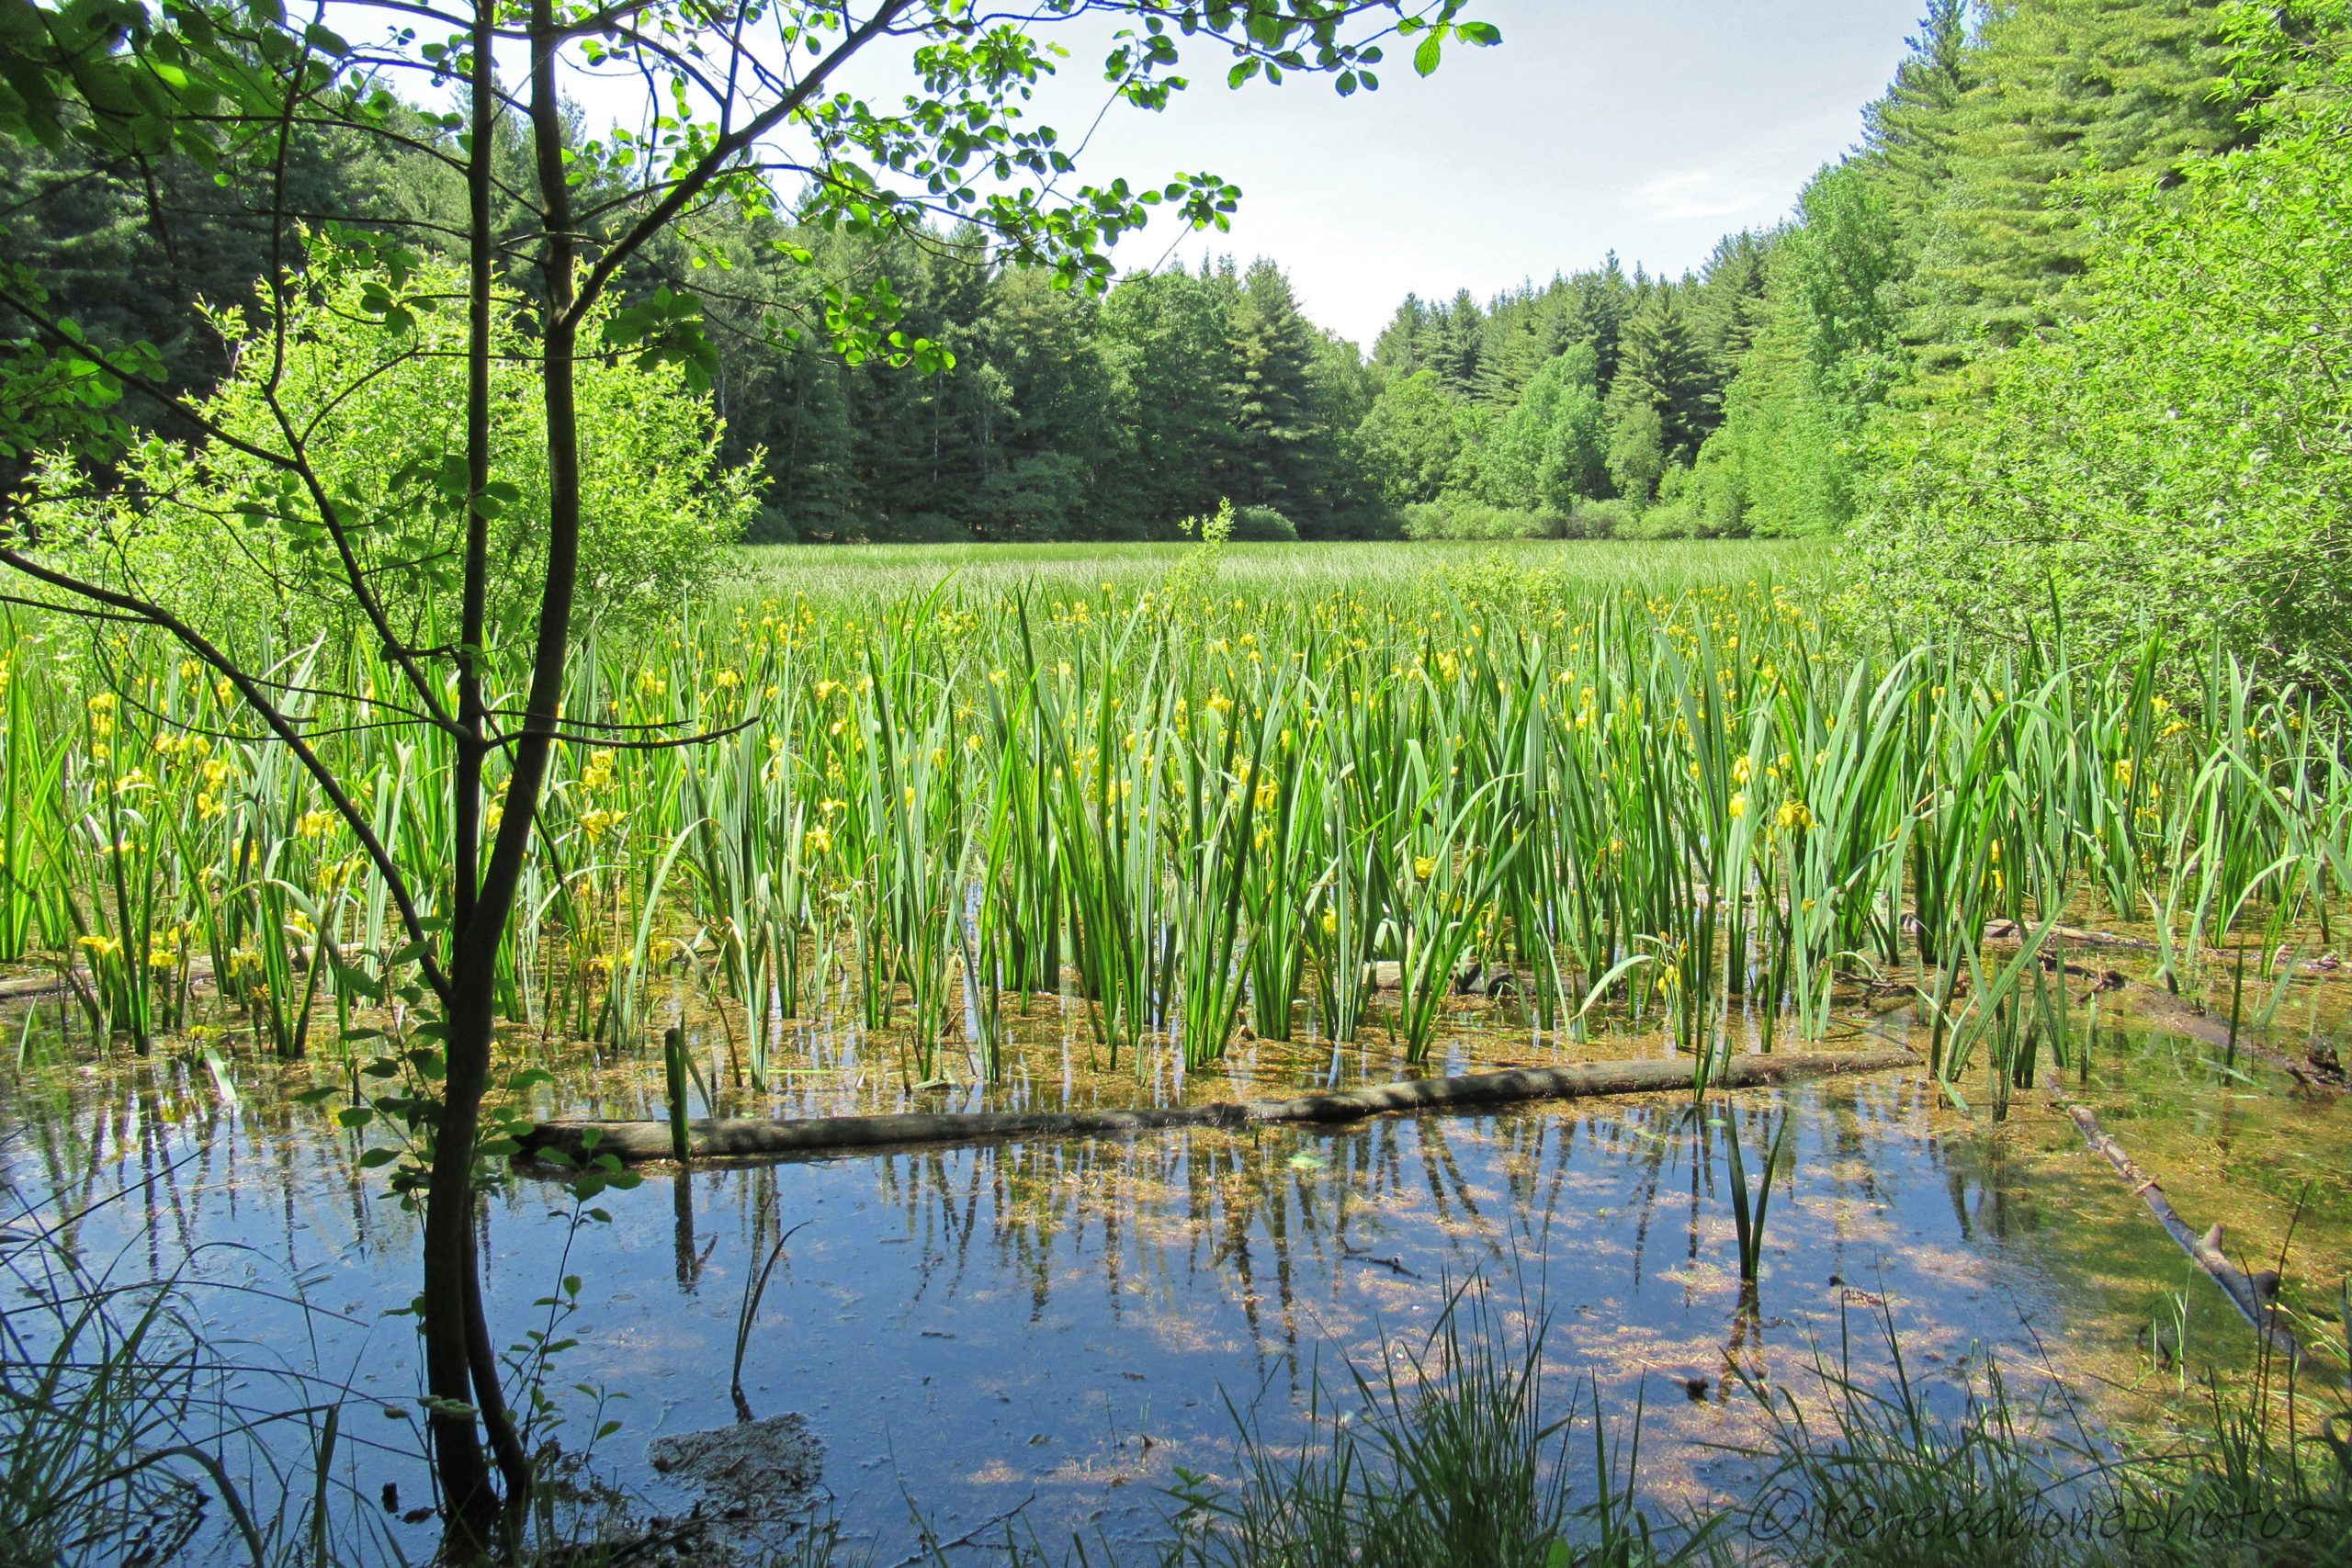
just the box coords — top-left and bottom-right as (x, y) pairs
(967, 266), (1124, 539)
(1862, 0), (2352, 674)
(1220, 259), (1330, 529)
(0, 107), (470, 416)
(1861, 0), (1974, 231)
(1098, 267), (1238, 533)
(1903, 0), (2245, 365)
(1606, 287), (1712, 465)
(1430, 288), (1487, 396)
(763, 339), (863, 540)
(1371, 294), (1436, 378)
(1304, 327), (1385, 535)
(1691, 231), (1774, 390)
(1572, 253), (1636, 395)
(1472, 282), (1573, 412)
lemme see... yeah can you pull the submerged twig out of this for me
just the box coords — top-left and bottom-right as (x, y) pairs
(2056, 1095), (2333, 1377)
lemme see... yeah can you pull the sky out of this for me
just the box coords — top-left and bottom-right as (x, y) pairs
(482, 0), (1928, 348)
(1011, 0), (1928, 344)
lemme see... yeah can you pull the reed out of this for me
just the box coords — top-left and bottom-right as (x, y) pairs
(1, 545), (2343, 1100)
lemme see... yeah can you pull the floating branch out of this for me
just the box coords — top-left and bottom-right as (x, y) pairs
(520, 1046), (1917, 1166)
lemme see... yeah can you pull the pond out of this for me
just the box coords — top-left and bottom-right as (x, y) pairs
(5, 984), (2347, 1563)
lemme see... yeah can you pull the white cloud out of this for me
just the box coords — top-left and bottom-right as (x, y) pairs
(1632, 164), (1785, 223)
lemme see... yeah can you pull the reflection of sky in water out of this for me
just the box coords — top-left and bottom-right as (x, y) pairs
(5, 1032), (2346, 1559)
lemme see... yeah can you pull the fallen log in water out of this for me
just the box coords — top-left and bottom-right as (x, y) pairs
(521, 1046), (1918, 1166)
(0, 969), (82, 1001)
(2058, 1096), (2333, 1378)
(2055, 964), (2348, 1092)
(0, 946), (320, 1004)
(1982, 916), (2154, 953)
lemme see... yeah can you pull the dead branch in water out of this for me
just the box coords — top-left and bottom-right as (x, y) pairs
(2054, 964), (2346, 1093)
(2057, 1096), (2335, 1379)
(521, 1046), (1919, 1166)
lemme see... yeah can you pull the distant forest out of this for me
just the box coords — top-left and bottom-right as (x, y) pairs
(0, 0), (2325, 550)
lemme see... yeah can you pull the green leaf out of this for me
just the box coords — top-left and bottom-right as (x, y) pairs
(1414, 34), (1442, 76)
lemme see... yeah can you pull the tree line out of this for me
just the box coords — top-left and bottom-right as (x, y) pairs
(6, 0), (2346, 612)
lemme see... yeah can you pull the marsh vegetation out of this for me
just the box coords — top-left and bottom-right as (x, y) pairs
(6, 1), (2352, 1562)
(6, 540), (2352, 1562)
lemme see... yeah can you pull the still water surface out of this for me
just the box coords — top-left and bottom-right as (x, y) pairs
(4, 1012), (2346, 1560)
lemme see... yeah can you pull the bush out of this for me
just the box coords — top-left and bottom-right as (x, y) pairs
(21, 240), (761, 650)
(1229, 505), (1300, 542)
(1400, 495), (1565, 541)
(1623, 501), (1704, 539)
(1562, 499), (1636, 539)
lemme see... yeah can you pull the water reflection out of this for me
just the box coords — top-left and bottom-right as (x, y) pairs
(2, 1020), (2346, 1558)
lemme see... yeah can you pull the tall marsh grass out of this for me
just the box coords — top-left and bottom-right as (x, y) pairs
(3, 547), (2346, 1099)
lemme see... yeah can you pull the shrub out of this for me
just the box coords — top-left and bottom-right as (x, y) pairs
(1562, 499), (1636, 539)
(21, 241), (761, 650)
(1228, 505), (1300, 542)
(1857, 18), (2352, 679)
(1400, 495), (1564, 541)
(1623, 501), (1705, 539)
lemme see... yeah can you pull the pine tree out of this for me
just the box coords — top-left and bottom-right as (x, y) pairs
(1692, 231), (1774, 380)
(1573, 253), (1636, 396)
(967, 265), (1123, 539)
(1472, 283), (1570, 412)
(1904, 0), (2245, 364)
(1607, 287), (1713, 464)
(1220, 259), (1330, 529)
(1862, 0), (1974, 229)
(1430, 288), (1486, 397)
(1372, 294), (1436, 378)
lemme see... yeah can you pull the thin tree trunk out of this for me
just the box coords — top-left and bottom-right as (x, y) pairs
(424, 0), (591, 1548)
(417, 6), (503, 1534)
(455, 0), (531, 1502)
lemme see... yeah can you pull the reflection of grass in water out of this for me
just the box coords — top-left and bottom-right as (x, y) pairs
(11, 996), (2352, 1562)
(1721, 1295), (2352, 1568)
(1162, 1274), (1668, 1568)
(0, 1170), (377, 1567)
(1137, 1278), (2352, 1568)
